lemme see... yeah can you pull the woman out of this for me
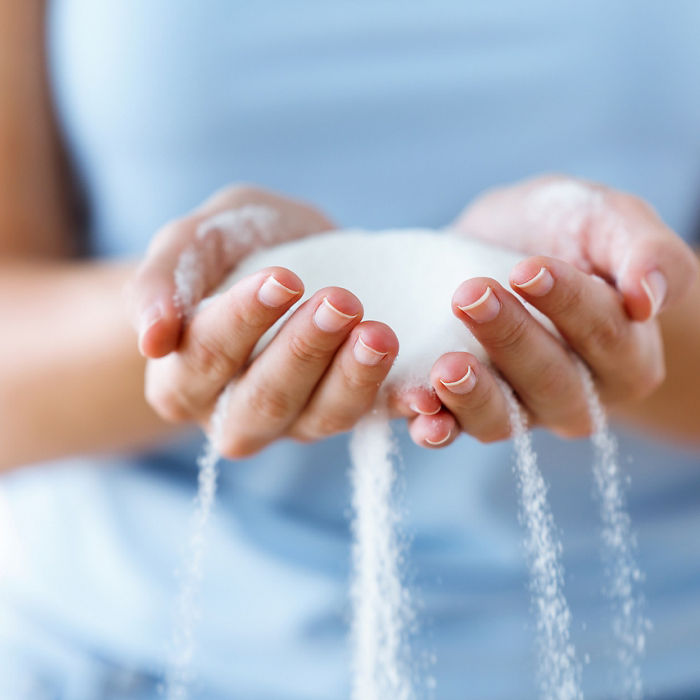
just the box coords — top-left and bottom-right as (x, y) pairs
(1, 1), (699, 698)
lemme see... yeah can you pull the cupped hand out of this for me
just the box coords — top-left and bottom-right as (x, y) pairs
(425, 175), (699, 445)
(128, 184), (437, 458)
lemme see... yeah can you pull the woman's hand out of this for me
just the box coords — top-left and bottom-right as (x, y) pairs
(128, 184), (408, 458)
(423, 175), (699, 446)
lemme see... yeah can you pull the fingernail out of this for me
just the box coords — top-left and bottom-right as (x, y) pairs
(439, 366), (477, 394)
(425, 429), (452, 447)
(314, 297), (358, 332)
(353, 336), (387, 366)
(409, 402), (441, 416)
(258, 274), (300, 308)
(641, 270), (667, 317)
(512, 266), (554, 296)
(458, 286), (501, 323)
(138, 302), (163, 350)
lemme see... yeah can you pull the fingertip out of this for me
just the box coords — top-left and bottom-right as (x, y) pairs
(386, 384), (441, 418)
(261, 266), (304, 298)
(353, 320), (399, 357)
(618, 237), (698, 320)
(510, 257), (556, 297)
(452, 278), (503, 324)
(319, 286), (364, 319)
(620, 269), (666, 322)
(452, 276), (498, 307)
(430, 352), (479, 395)
(408, 411), (458, 449)
(137, 303), (181, 358)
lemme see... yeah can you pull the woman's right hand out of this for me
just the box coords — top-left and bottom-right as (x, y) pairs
(127, 185), (415, 458)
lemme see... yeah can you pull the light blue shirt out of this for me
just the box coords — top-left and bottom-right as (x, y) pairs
(1, 2), (699, 698)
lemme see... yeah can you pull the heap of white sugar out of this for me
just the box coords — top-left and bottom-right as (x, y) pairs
(218, 229), (551, 389)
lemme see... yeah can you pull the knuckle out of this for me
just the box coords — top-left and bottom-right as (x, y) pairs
(549, 281), (585, 318)
(313, 411), (356, 438)
(229, 296), (272, 334)
(341, 364), (381, 393)
(247, 382), (293, 423)
(287, 334), (330, 365)
(583, 314), (625, 356)
(530, 361), (573, 402)
(454, 385), (511, 444)
(488, 315), (530, 353)
(185, 334), (232, 381)
(466, 384), (496, 416)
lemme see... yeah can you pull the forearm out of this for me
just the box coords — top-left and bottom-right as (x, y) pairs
(0, 260), (183, 471)
(612, 250), (700, 446)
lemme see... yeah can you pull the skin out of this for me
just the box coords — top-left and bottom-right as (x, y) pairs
(129, 184), (432, 459)
(426, 178), (700, 448)
(0, 1), (175, 469)
(1, 2), (699, 472)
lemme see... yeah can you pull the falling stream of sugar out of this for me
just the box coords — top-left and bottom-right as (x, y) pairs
(500, 379), (583, 700)
(349, 406), (414, 700)
(164, 206), (279, 698)
(164, 389), (229, 700)
(577, 362), (647, 700)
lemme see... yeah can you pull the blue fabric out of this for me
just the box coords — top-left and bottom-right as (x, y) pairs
(1, 1), (700, 698)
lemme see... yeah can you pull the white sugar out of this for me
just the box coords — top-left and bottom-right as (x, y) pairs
(174, 205), (280, 319)
(220, 229), (549, 390)
(350, 406), (413, 700)
(500, 379), (583, 700)
(164, 388), (229, 700)
(578, 362), (648, 700)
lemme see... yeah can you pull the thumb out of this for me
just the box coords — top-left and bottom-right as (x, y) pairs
(589, 192), (699, 322)
(127, 216), (198, 359)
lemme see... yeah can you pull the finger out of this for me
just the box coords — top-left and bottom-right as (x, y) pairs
(510, 256), (664, 401)
(289, 321), (399, 441)
(597, 191), (699, 320)
(218, 288), (363, 458)
(452, 278), (591, 437)
(144, 266), (304, 423)
(386, 385), (443, 419)
(407, 410), (459, 449)
(430, 352), (514, 443)
(128, 215), (203, 358)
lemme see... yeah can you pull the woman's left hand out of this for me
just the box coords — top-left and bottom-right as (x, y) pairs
(410, 175), (698, 447)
